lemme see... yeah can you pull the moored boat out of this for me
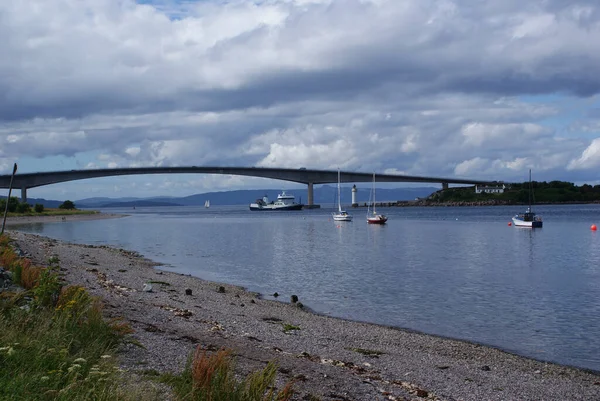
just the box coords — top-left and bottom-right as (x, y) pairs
(512, 207), (543, 228)
(249, 191), (303, 211)
(367, 173), (387, 224)
(332, 169), (352, 221)
(512, 169), (542, 228)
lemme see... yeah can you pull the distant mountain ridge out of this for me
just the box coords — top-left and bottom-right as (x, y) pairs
(3, 186), (439, 208)
(74, 186), (438, 208)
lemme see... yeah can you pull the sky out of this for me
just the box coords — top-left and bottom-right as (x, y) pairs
(2, 0), (600, 200)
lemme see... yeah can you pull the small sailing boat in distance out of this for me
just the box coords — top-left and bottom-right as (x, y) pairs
(512, 169), (542, 228)
(332, 169), (352, 221)
(367, 173), (387, 224)
(204, 200), (210, 208)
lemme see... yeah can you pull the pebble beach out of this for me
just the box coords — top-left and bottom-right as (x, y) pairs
(5, 219), (600, 401)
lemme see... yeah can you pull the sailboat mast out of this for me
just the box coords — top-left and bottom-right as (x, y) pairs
(528, 169), (532, 210)
(338, 169), (342, 212)
(373, 173), (376, 214)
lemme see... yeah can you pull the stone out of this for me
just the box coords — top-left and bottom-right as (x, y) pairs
(185, 288), (192, 295)
(290, 294), (298, 303)
(142, 283), (153, 292)
(481, 365), (491, 371)
(217, 286), (225, 293)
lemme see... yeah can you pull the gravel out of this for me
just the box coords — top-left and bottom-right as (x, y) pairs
(7, 229), (600, 401)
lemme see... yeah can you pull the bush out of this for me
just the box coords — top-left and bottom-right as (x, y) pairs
(59, 200), (76, 210)
(6, 197), (19, 213)
(16, 203), (31, 213)
(163, 346), (294, 401)
(34, 203), (44, 213)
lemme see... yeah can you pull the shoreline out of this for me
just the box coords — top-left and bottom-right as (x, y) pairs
(3, 212), (127, 227)
(6, 230), (600, 400)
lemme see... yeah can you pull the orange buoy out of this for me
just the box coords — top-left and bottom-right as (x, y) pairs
(508, 222), (512, 226)
(592, 224), (597, 231)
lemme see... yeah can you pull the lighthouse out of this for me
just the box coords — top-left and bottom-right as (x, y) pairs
(351, 184), (358, 207)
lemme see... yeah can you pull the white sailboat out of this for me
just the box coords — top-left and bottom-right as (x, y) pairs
(204, 200), (210, 208)
(367, 173), (387, 224)
(332, 169), (352, 221)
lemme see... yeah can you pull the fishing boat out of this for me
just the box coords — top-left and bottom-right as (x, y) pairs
(367, 173), (387, 224)
(204, 200), (210, 208)
(249, 191), (303, 211)
(332, 169), (352, 221)
(512, 170), (542, 228)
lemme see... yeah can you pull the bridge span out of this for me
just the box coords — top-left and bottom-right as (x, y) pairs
(0, 166), (500, 206)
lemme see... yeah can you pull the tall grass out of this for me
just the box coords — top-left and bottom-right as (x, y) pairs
(1, 234), (292, 400)
(163, 347), (294, 401)
(0, 234), (144, 400)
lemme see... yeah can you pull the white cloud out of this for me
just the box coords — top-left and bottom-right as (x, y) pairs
(2, 0), (600, 196)
(568, 138), (600, 170)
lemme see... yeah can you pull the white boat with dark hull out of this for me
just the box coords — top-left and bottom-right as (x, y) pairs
(512, 169), (542, 228)
(332, 169), (352, 221)
(367, 172), (387, 225)
(249, 191), (303, 211)
(512, 207), (543, 228)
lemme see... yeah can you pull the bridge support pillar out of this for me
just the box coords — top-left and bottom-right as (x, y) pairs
(303, 182), (320, 209)
(442, 182), (449, 190)
(21, 187), (27, 203)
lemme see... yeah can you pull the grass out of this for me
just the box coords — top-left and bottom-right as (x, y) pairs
(0, 234), (146, 400)
(346, 347), (384, 357)
(281, 323), (300, 334)
(1, 234), (295, 400)
(148, 281), (171, 286)
(160, 347), (294, 401)
(6, 208), (99, 217)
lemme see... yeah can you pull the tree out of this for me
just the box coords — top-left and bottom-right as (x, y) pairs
(34, 203), (44, 213)
(59, 200), (76, 210)
(7, 197), (19, 213)
(16, 203), (31, 213)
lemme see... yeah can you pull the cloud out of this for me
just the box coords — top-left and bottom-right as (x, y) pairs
(568, 138), (600, 170)
(1, 0), (600, 197)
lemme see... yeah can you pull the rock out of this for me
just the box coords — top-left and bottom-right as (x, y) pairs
(217, 286), (225, 293)
(290, 294), (298, 303)
(296, 302), (304, 309)
(185, 288), (192, 295)
(481, 365), (491, 371)
(273, 292), (279, 297)
(142, 283), (153, 292)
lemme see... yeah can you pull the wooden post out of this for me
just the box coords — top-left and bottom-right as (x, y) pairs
(1, 163), (18, 236)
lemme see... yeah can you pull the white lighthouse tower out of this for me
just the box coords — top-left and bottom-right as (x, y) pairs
(351, 184), (358, 207)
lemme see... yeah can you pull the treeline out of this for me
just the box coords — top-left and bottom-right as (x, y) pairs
(431, 181), (600, 204)
(0, 197), (76, 214)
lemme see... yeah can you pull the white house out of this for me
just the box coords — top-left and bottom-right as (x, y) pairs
(475, 184), (506, 194)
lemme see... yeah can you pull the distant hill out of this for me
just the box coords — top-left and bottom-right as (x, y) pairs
(75, 186), (439, 207)
(0, 195), (65, 208)
(98, 200), (183, 208)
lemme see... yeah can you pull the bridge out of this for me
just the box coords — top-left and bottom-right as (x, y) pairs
(0, 166), (500, 207)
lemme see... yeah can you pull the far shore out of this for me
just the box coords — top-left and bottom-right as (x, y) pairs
(3, 212), (127, 227)
(5, 229), (600, 400)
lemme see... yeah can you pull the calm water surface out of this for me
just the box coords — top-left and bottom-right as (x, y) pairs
(12, 204), (600, 371)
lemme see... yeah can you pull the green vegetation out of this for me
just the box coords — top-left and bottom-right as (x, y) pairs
(160, 348), (293, 401)
(59, 200), (76, 210)
(0, 234), (141, 400)
(281, 323), (300, 333)
(346, 347), (384, 357)
(0, 196), (97, 217)
(0, 234), (295, 400)
(430, 181), (600, 204)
